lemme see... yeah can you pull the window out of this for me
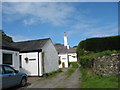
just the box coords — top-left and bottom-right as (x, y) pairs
(72, 56), (76, 58)
(62, 58), (66, 60)
(19, 55), (22, 68)
(3, 53), (12, 65)
(3, 66), (15, 74)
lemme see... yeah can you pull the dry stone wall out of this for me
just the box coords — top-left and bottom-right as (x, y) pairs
(93, 53), (120, 76)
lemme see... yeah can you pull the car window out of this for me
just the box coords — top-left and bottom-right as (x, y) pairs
(3, 66), (15, 74)
(0, 66), (4, 74)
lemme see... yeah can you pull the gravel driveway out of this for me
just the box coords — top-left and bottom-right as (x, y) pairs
(28, 68), (81, 88)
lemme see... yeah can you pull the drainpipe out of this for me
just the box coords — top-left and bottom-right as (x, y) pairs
(38, 49), (42, 77)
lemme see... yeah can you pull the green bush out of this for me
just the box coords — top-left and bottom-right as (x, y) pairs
(80, 56), (93, 68)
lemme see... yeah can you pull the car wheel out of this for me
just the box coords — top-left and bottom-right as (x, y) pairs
(20, 77), (27, 87)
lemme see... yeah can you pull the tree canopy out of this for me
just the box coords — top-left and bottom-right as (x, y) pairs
(0, 30), (13, 42)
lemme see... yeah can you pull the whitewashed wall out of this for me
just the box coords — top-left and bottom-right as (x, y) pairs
(68, 53), (77, 62)
(0, 49), (19, 70)
(58, 54), (68, 68)
(42, 39), (59, 73)
(20, 52), (42, 76)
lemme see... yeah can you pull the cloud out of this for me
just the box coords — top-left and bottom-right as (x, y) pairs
(11, 35), (30, 42)
(23, 18), (36, 25)
(67, 21), (118, 38)
(2, 0), (120, 2)
(3, 2), (76, 26)
(82, 23), (118, 37)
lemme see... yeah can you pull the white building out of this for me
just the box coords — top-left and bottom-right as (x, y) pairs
(55, 44), (68, 68)
(0, 39), (20, 70)
(12, 38), (59, 76)
(67, 47), (77, 62)
(55, 32), (77, 68)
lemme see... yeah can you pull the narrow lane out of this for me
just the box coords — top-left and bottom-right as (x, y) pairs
(27, 68), (81, 88)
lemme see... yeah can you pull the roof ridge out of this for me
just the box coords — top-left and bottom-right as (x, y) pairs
(13, 38), (50, 43)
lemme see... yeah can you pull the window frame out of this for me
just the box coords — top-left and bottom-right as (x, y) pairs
(3, 53), (13, 65)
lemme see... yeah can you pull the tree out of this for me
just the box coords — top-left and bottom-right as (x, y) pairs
(73, 46), (77, 48)
(54, 43), (63, 45)
(0, 30), (13, 42)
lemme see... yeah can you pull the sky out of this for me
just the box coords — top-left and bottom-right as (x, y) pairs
(2, 2), (118, 47)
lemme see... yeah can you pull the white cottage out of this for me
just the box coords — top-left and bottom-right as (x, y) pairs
(67, 47), (77, 62)
(12, 38), (59, 76)
(55, 32), (77, 68)
(0, 39), (20, 70)
(55, 44), (68, 68)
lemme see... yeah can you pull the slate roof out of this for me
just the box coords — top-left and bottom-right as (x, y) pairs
(11, 38), (50, 52)
(1, 39), (20, 51)
(67, 47), (77, 53)
(55, 45), (77, 54)
(54, 45), (67, 54)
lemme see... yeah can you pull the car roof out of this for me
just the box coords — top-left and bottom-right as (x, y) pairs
(0, 64), (10, 66)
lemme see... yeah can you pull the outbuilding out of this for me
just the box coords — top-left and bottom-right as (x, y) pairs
(12, 38), (59, 76)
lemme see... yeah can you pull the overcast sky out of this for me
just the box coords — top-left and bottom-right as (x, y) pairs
(2, 2), (118, 47)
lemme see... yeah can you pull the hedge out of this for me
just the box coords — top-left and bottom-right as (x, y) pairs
(77, 36), (120, 52)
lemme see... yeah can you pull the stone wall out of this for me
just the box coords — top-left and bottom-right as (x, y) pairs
(93, 53), (120, 76)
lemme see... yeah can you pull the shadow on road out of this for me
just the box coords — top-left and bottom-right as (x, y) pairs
(3, 83), (31, 90)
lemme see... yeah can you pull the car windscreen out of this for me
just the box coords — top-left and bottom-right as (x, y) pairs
(0, 66), (4, 74)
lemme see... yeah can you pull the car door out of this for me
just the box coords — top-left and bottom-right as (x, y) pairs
(2, 65), (19, 88)
(0, 66), (4, 89)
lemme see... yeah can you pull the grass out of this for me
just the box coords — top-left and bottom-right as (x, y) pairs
(65, 62), (79, 79)
(69, 62), (79, 68)
(47, 68), (62, 78)
(80, 67), (118, 88)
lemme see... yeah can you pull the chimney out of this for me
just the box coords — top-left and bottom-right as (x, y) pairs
(64, 32), (69, 49)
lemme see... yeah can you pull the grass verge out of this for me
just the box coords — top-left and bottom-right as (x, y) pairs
(80, 67), (118, 88)
(65, 62), (79, 79)
(69, 62), (79, 68)
(47, 68), (62, 78)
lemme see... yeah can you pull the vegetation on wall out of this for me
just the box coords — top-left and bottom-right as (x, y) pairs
(79, 50), (120, 69)
(62, 62), (65, 68)
(42, 52), (45, 73)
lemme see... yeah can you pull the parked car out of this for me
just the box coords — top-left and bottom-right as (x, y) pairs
(0, 64), (27, 89)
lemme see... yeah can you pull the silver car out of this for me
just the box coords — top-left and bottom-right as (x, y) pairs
(0, 64), (27, 89)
